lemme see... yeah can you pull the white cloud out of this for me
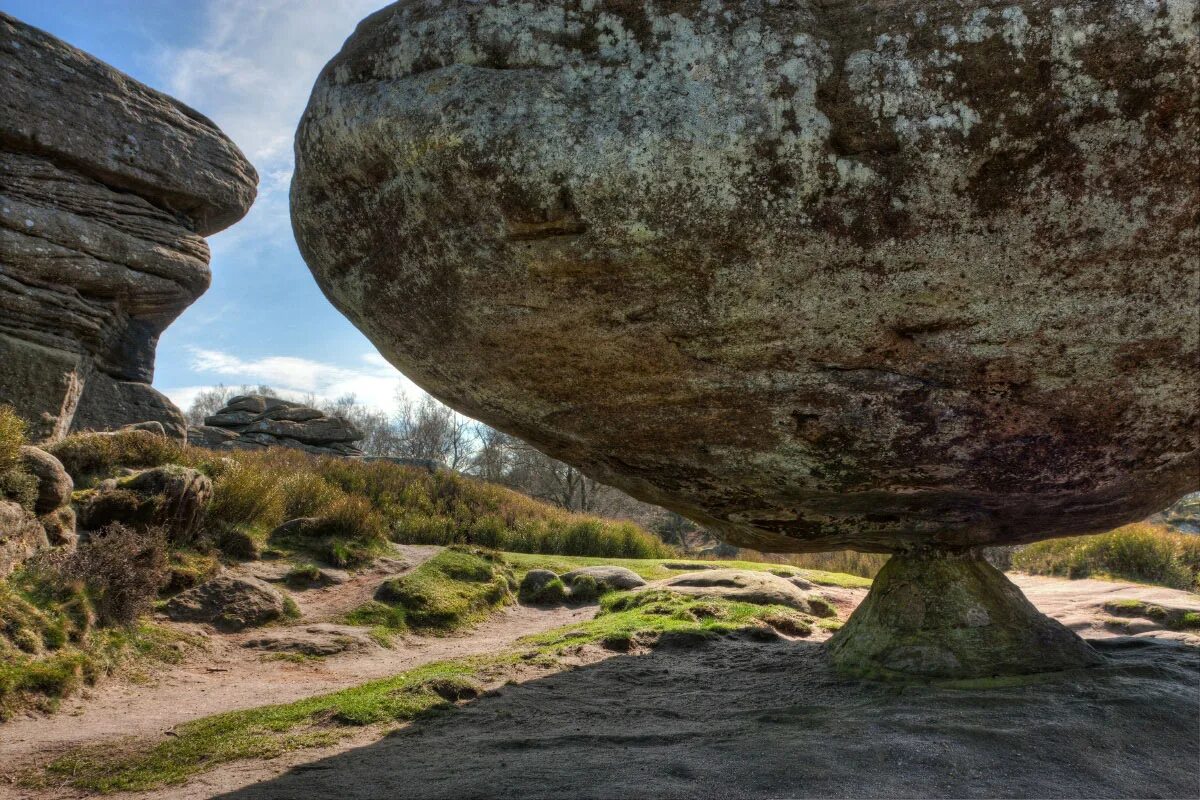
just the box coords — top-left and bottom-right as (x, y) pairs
(166, 346), (426, 413)
(157, 0), (385, 254)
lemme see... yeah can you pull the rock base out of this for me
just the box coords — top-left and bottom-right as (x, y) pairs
(829, 552), (1102, 679)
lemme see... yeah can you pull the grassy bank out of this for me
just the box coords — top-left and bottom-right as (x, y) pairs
(38, 592), (810, 793)
(1012, 524), (1200, 591)
(46, 433), (673, 561)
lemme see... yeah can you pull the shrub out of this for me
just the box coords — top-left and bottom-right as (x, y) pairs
(206, 460), (286, 535)
(0, 468), (38, 511)
(0, 406), (25, 473)
(270, 495), (390, 568)
(47, 431), (182, 484)
(1013, 524), (1200, 591)
(53, 524), (169, 626)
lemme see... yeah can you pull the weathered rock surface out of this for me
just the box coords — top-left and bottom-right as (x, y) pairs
(560, 566), (647, 592)
(0, 13), (256, 443)
(187, 395), (364, 457)
(78, 465), (213, 544)
(19, 446), (72, 514)
(164, 574), (287, 631)
(652, 569), (818, 613)
(293, 0), (1199, 554)
(242, 624), (378, 656)
(829, 553), (1102, 678)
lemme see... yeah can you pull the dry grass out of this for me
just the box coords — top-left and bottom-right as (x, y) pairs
(198, 448), (673, 560)
(1013, 523), (1200, 591)
(730, 549), (888, 579)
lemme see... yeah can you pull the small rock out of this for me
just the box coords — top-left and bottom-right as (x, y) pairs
(39, 505), (77, 547)
(560, 566), (647, 592)
(243, 624), (377, 656)
(165, 575), (287, 631)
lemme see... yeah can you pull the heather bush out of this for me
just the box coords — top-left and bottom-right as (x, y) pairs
(1013, 523), (1200, 591)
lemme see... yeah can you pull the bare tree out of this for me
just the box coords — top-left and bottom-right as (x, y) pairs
(393, 394), (476, 468)
(184, 383), (275, 426)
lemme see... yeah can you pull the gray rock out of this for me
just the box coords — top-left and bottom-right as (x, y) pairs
(654, 569), (816, 612)
(187, 425), (241, 448)
(189, 395), (364, 457)
(19, 445), (73, 514)
(242, 624), (378, 656)
(121, 421), (169, 437)
(292, 0), (1198, 555)
(165, 575), (287, 631)
(0, 13), (256, 444)
(78, 465), (213, 545)
(561, 566), (646, 592)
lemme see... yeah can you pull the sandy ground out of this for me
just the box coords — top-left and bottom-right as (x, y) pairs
(1, 569), (1197, 799)
(0, 545), (593, 766)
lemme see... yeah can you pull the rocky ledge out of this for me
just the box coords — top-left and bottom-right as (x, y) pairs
(187, 395), (364, 458)
(0, 13), (257, 443)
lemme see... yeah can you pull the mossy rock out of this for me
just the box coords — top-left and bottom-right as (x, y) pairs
(829, 552), (1102, 679)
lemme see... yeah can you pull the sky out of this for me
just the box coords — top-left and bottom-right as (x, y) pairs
(2, 0), (427, 414)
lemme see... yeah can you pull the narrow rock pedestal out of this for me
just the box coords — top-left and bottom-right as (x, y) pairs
(828, 552), (1102, 679)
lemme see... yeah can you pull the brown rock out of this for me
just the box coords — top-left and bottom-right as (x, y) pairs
(164, 574), (287, 631)
(78, 465), (212, 545)
(19, 445), (73, 514)
(39, 505), (77, 548)
(0, 13), (256, 443)
(292, 0), (1198, 554)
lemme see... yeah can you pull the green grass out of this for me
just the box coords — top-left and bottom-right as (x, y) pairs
(46, 430), (183, 487)
(350, 547), (516, 633)
(0, 405), (36, 510)
(500, 552), (873, 589)
(1013, 523), (1200, 591)
(40, 593), (812, 792)
(1, 574), (193, 719)
(1101, 598), (1200, 630)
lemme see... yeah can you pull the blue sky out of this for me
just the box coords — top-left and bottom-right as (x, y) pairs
(2, 0), (424, 413)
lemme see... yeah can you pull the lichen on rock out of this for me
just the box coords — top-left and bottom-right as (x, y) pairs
(828, 552), (1103, 678)
(292, 0), (1198, 555)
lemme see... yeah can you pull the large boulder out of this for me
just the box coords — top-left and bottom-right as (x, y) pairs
(293, 0), (1198, 555)
(0, 13), (256, 443)
(19, 446), (73, 515)
(187, 395), (364, 457)
(78, 465), (213, 545)
(164, 574), (288, 631)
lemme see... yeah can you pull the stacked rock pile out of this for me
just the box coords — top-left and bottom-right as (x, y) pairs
(187, 395), (363, 458)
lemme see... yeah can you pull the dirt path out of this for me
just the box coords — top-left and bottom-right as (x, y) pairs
(2, 570), (1196, 800)
(0, 545), (592, 768)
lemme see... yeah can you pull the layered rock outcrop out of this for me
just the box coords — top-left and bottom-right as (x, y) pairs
(293, 0), (1198, 556)
(187, 395), (364, 457)
(0, 13), (257, 442)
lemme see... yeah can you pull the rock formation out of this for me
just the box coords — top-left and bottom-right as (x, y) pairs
(0, 446), (75, 577)
(292, 1), (1198, 675)
(187, 395), (365, 457)
(0, 13), (257, 442)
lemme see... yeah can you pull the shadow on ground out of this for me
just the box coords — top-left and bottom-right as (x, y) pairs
(218, 636), (1200, 800)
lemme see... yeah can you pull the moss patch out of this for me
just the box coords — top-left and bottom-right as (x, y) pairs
(351, 547), (515, 633)
(1101, 598), (1200, 631)
(38, 593), (805, 793)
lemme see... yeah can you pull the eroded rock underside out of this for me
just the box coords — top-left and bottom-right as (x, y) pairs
(828, 552), (1102, 678)
(0, 13), (257, 442)
(293, 0), (1199, 554)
